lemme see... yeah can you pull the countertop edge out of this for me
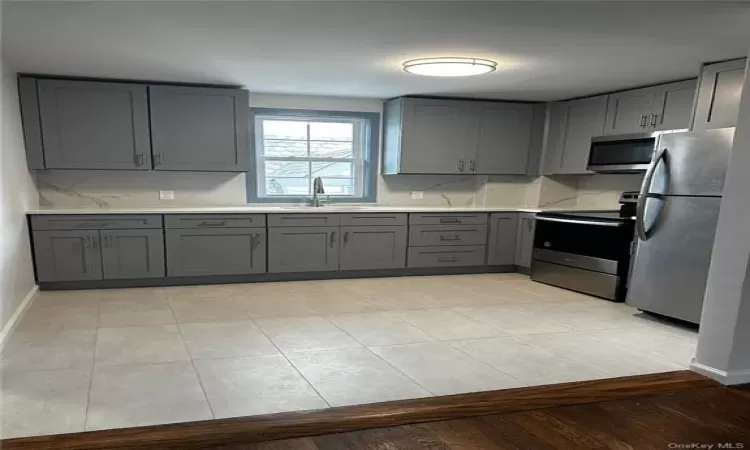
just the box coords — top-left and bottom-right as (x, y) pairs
(25, 206), (619, 215)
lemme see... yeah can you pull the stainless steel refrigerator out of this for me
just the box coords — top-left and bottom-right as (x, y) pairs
(626, 128), (735, 324)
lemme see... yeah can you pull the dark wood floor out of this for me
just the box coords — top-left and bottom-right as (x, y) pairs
(5, 371), (748, 450)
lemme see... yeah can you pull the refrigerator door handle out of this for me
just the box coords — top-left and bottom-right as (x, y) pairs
(636, 147), (667, 241)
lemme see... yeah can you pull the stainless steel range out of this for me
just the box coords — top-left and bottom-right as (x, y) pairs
(530, 195), (637, 301)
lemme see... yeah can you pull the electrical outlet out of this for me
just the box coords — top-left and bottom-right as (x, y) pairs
(411, 191), (424, 200)
(159, 190), (175, 200)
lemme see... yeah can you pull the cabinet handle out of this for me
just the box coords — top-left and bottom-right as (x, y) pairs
(134, 154), (145, 166)
(439, 218), (461, 224)
(92, 237), (100, 249)
(102, 236), (109, 248)
(343, 231), (349, 245)
(154, 153), (162, 166)
(437, 256), (459, 263)
(83, 236), (90, 249)
(458, 160), (465, 172)
(469, 160), (475, 172)
(439, 235), (461, 241)
(650, 114), (659, 127)
(198, 221), (227, 227)
(329, 231), (336, 248)
(640, 115), (648, 128)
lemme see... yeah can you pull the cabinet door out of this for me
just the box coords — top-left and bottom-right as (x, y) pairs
(603, 87), (655, 135)
(546, 96), (608, 175)
(514, 214), (536, 268)
(650, 79), (696, 131)
(474, 103), (533, 174)
(149, 86), (250, 171)
(340, 226), (407, 270)
(37, 80), (151, 170)
(487, 213), (519, 266)
(693, 59), (747, 131)
(268, 227), (339, 273)
(33, 230), (102, 282)
(400, 99), (478, 174)
(166, 228), (266, 277)
(101, 229), (165, 279)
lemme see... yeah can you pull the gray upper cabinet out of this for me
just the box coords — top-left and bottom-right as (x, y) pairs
(651, 79), (697, 131)
(149, 86), (250, 171)
(515, 213), (536, 268)
(474, 103), (534, 174)
(166, 228), (266, 277)
(693, 58), (747, 131)
(101, 229), (165, 279)
(268, 227), (339, 273)
(487, 213), (519, 266)
(397, 98), (477, 174)
(340, 225), (407, 271)
(33, 230), (103, 282)
(383, 97), (538, 175)
(37, 80), (151, 170)
(544, 95), (608, 175)
(603, 87), (656, 135)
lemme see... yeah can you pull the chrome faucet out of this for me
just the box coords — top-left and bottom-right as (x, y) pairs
(311, 176), (326, 207)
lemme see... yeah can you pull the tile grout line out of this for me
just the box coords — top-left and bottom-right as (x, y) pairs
(248, 316), (334, 409)
(362, 345), (440, 397)
(82, 306), (102, 433)
(170, 295), (218, 420)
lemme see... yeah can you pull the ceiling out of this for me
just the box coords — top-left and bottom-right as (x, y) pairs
(3, 1), (750, 101)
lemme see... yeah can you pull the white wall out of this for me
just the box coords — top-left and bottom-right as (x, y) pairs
(0, 56), (39, 330)
(692, 56), (750, 384)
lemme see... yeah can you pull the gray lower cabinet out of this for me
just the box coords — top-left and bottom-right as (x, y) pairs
(149, 86), (250, 171)
(340, 226), (407, 270)
(487, 213), (519, 266)
(166, 228), (266, 277)
(35, 79), (152, 170)
(101, 229), (165, 279)
(268, 226), (339, 273)
(693, 58), (747, 131)
(33, 230), (103, 282)
(544, 95), (607, 175)
(515, 213), (536, 268)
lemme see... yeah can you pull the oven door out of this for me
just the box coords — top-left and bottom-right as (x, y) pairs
(531, 215), (633, 300)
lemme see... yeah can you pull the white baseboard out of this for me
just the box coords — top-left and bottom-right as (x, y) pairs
(690, 359), (750, 385)
(0, 285), (38, 351)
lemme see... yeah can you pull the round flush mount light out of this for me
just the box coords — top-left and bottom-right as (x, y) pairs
(402, 57), (497, 77)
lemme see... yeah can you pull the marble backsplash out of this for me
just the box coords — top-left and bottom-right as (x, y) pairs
(35, 170), (636, 210)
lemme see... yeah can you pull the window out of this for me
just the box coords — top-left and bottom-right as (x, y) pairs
(248, 109), (379, 203)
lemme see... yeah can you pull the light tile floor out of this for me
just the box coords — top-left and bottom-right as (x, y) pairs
(0, 274), (698, 439)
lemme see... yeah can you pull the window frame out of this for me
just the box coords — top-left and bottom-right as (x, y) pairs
(247, 108), (380, 204)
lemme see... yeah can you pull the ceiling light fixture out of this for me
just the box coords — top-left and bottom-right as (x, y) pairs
(402, 57), (497, 77)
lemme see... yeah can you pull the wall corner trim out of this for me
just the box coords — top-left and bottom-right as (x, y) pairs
(689, 359), (750, 385)
(0, 285), (39, 351)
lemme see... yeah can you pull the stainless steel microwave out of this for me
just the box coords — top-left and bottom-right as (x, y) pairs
(587, 130), (687, 173)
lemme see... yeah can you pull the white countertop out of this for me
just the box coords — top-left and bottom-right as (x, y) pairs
(26, 205), (619, 215)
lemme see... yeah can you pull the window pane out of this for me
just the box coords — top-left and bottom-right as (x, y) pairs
(265, 161), (309, 177)
(309, 122), (353, 142)
(310, 141), (353, 158)
(262, 120), (307, 140)
(262, 139), (307, 157)
(265, 178), (310, 196)
(312, 162), (352, 178)
(322, 178), (355, 196)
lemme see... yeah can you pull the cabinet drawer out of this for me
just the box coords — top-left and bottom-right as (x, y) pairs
(409, 213), (487, 225)
(409, 224), (488, 247)
(165, 214), (265, 229)
(31, 214), (163, 230)
(268, 214), (341, 227)
(407, 245), (486, 268)
(341, 213), (407, 226)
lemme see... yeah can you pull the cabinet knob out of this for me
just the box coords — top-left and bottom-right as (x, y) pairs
(469, 160), (475, 172)
(458, 160), (465, 172)
(640, 115), (648, 128)
(650, 114), (659, 127)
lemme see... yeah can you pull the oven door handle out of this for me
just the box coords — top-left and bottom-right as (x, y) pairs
(535, 216), (623, 227)
(636, 147), (667, 241)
